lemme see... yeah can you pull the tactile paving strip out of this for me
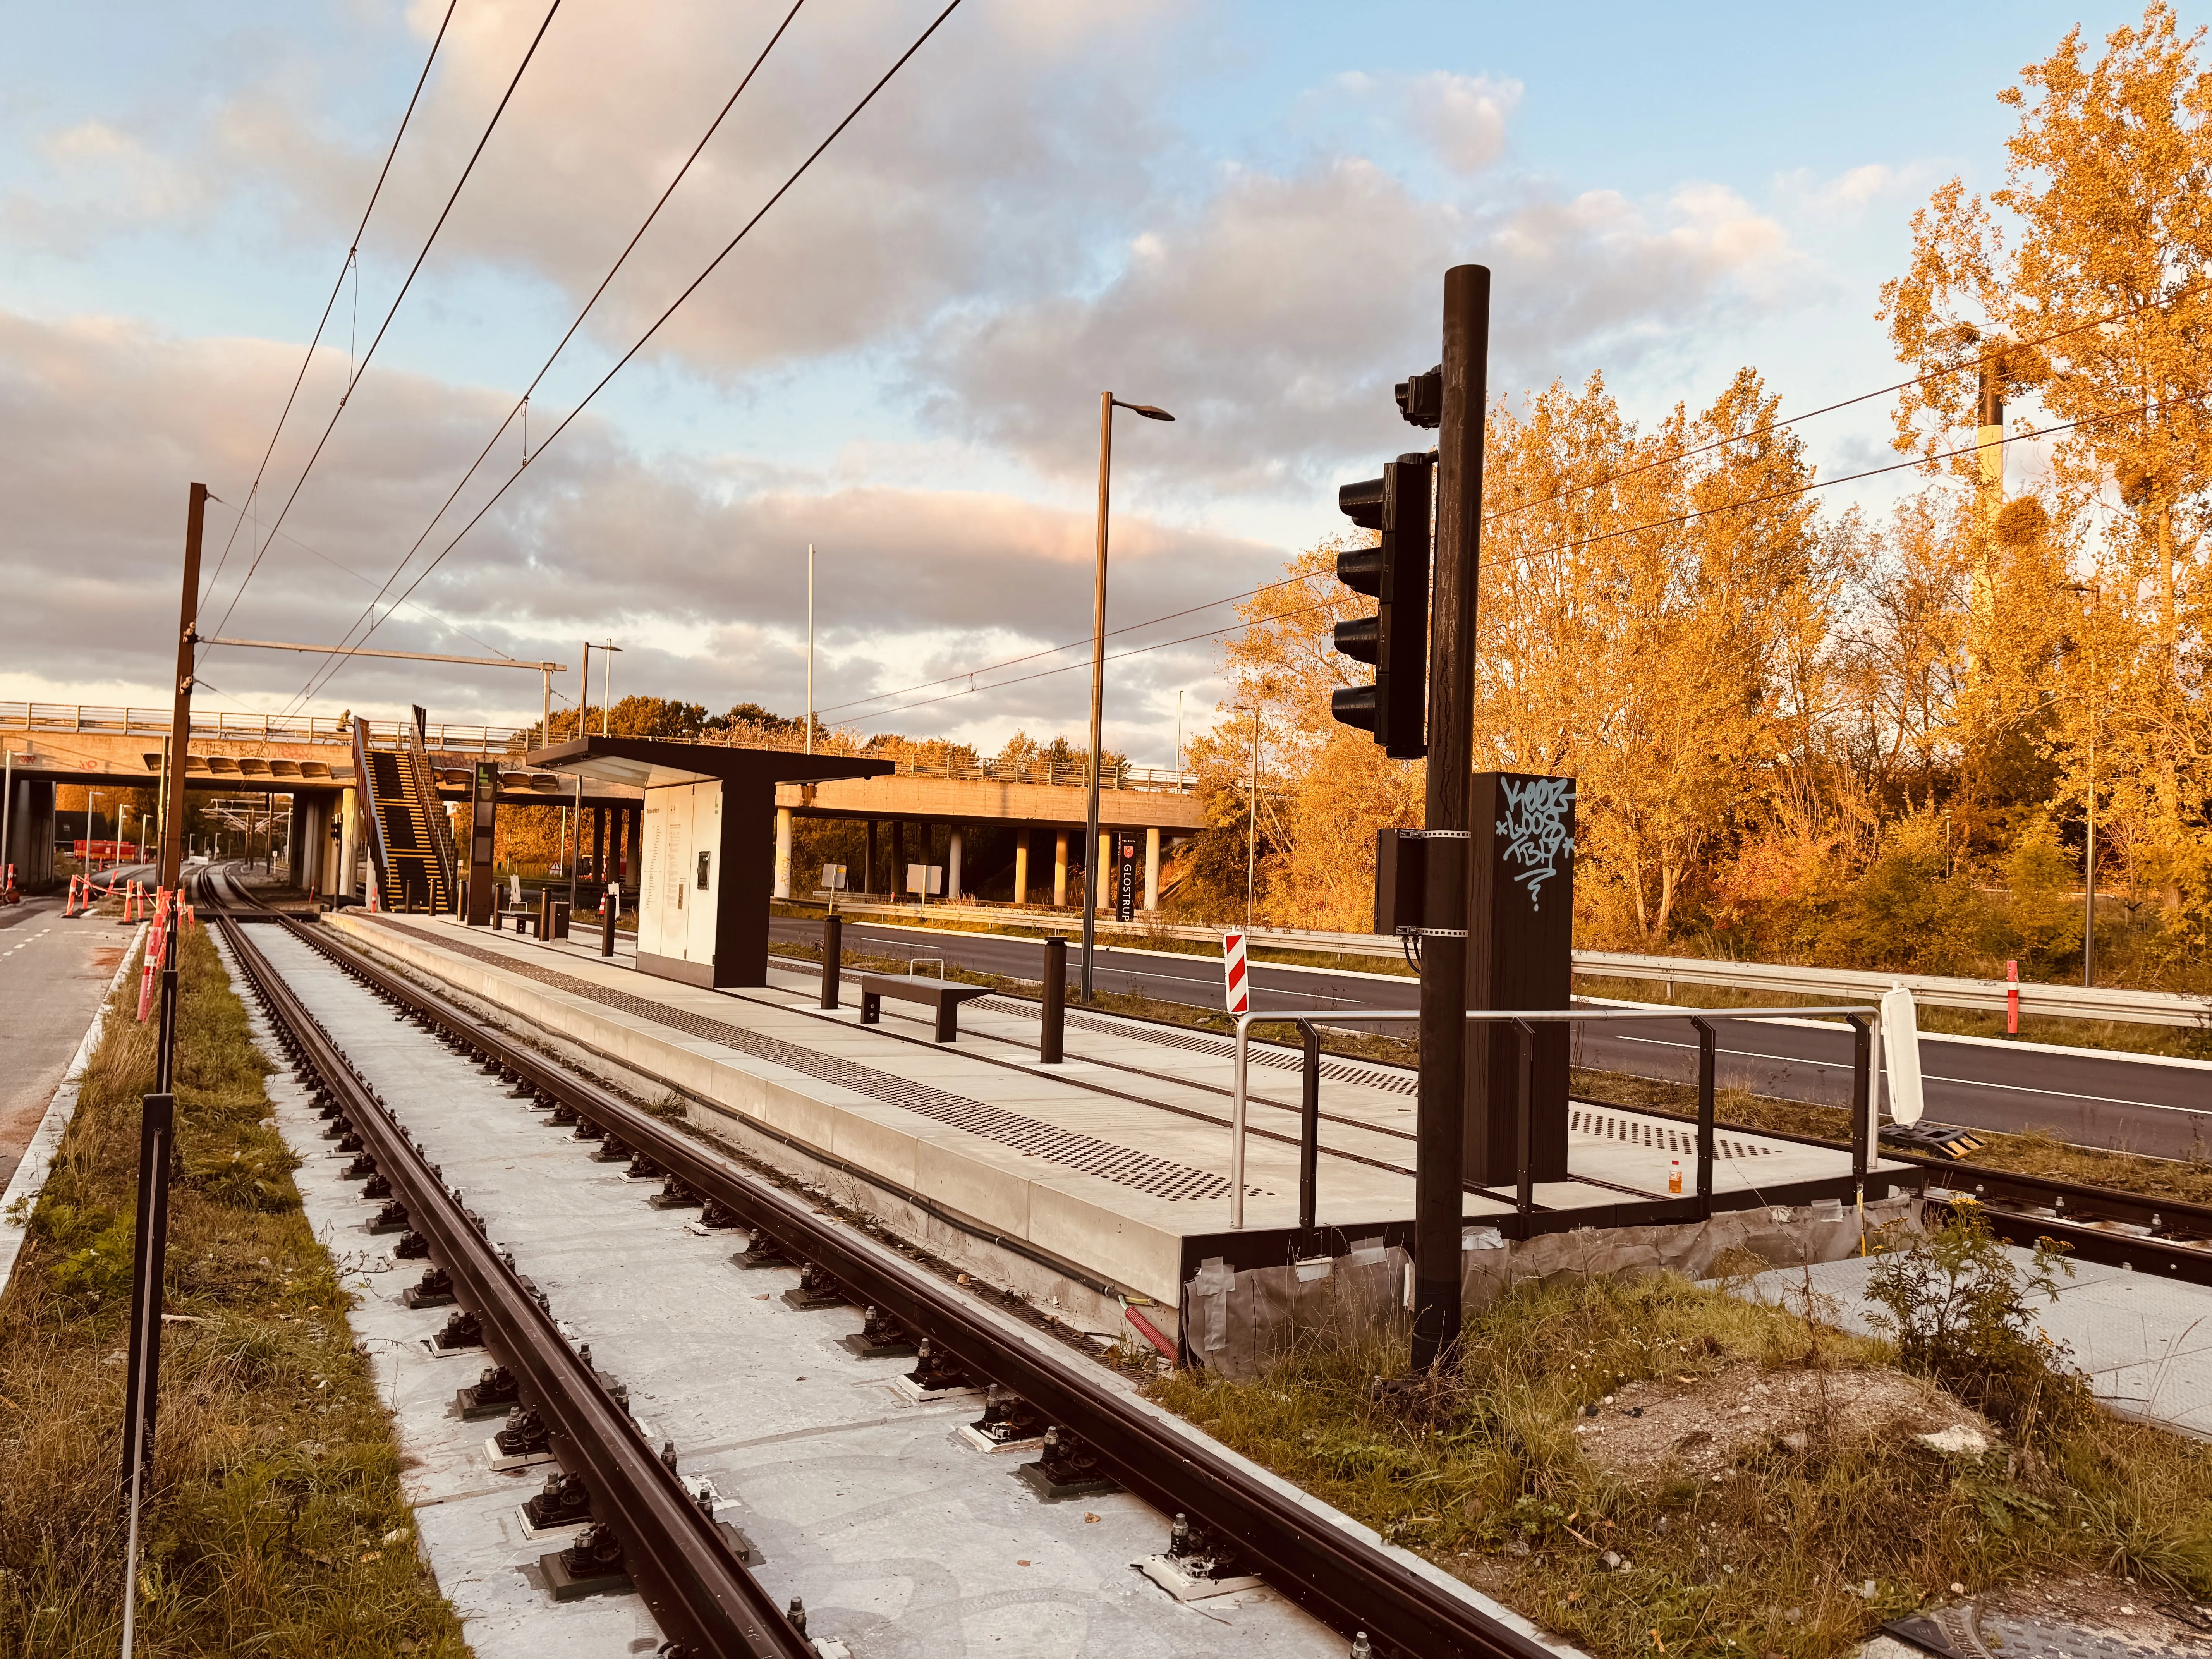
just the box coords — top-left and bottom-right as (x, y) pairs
(358, 920), (1233, 1202)
(1570, 1105), (1773, 1161)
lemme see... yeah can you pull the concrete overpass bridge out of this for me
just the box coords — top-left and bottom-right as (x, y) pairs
(2, 702), (1207, 910)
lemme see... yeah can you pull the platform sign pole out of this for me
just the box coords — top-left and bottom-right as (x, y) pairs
(1221, 931), (1249, 1015)
(117, 1090), (176, 1657)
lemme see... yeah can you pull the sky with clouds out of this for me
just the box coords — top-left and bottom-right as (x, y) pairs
(0, 0), (2145, 764)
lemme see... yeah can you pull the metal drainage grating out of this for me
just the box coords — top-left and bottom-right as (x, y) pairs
(362, 921), (1233, 1202)
(1570, 1106), (1772, 1161)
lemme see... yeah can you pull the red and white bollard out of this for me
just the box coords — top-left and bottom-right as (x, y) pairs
(2006, 959), (2020, 1037)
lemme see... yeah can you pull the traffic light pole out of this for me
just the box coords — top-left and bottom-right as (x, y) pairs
(1412, 266), (1489, 1371)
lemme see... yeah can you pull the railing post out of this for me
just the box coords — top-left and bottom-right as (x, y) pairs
(1847, 1013), (1872, 1180)
(1691, 1015), (1716, 1217)
(1514, 1018), (1535, 1219)
(1297, 1019), (1321, 1234)
(1039, 936), (1065, 1063)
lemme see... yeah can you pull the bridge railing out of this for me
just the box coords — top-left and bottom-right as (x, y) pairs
(0, 702), (528, 754)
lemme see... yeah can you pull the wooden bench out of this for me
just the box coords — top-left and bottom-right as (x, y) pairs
(858, 972), (993, 1043)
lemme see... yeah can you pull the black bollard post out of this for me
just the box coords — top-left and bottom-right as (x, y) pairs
(1040, 936), (1065, 1063)
(600, 891), (617, 958)
(821, 914), (843, 1010)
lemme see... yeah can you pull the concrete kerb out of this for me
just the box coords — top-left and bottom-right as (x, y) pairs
(323, 912), (1174, 1345)
(0, 921), (146, 1303)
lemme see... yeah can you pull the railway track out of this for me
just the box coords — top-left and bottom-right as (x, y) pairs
(196, 869), (1556, 1659)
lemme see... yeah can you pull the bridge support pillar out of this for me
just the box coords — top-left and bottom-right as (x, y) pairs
(865, 820), (879, 897)
(338, 788), (360, 902)
(285, 792), (306, 884)
(1053, 831), (1068, 907)
(773, 806), (792, 899)
(1013, 829), (1029, 904)
(947, 828), (962, 902)
(1144, 826), (1160, 912)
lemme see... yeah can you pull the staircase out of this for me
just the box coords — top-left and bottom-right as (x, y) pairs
(351, 714), (456, 914)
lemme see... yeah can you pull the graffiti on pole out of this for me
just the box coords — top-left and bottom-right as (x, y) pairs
(1494, 776), (1576, 910)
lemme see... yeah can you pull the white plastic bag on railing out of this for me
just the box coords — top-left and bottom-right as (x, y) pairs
(1880, 984), (1925, 1125)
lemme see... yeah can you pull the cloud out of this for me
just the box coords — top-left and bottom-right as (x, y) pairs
(1402, 72), (1521, 175)
(0, 306), (1262, 756)
(911, 159), (1808, 490)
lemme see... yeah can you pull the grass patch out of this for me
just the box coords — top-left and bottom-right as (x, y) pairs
(1150, 1226), (2212, 1658)
(0, 926), (466, 1656)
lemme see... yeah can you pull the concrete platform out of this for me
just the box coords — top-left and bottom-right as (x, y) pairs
(1735, 1251), (2212, 1440)
(326, 910), (1916, 1341)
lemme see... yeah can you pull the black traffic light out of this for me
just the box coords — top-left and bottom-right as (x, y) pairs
(1329, 452), (1434, 758)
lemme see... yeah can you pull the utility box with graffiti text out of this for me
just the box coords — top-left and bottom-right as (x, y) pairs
(1465, 771), (1577, 1186)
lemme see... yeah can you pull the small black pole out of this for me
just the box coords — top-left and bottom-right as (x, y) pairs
(820, 913), (843, 1010)
(1297, 1020), (1321, 1235)
(599, 890), (617, 958)
(118, 1083), (177, 1659)
(1691, 1016), (1716, 1217)
(1513, 1019), (1535, 1220)
(1040, 936), (1066, 1063)
(1848, 1014), (1872, 1180)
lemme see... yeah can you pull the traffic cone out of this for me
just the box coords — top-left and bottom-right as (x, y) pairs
(63, 874), (78, 918)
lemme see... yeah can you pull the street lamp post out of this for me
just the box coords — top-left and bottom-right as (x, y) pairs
(1081, 391), (1174, 1000)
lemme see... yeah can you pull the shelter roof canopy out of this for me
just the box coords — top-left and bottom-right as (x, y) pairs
(522, 735), (895, 793)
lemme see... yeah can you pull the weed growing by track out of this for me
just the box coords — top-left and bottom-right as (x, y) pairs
(0, 926), (466, 1657)
(1151, 1230), (2212, 1659)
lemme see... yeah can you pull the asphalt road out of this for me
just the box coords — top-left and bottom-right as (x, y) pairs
(775, 914), (2212, 1159)
(0, 895), (131, 1188)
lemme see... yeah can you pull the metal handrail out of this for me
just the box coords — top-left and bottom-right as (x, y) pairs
(1227, 1003), (1886, 1230)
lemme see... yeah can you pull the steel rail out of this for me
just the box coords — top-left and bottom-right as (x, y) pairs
(287, 915), (1554, 1659)
(201, 874), (810, 1659)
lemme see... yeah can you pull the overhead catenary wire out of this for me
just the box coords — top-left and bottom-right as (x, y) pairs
(280, 0), (810, 718)
(286, 0), (965, 714)
(200, 0), (566, 658)
(198, 495), (517, 666)
(198, 0), (457, 613)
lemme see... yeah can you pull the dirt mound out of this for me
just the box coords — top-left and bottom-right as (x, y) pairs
(1572, 1362), (1990, 1478)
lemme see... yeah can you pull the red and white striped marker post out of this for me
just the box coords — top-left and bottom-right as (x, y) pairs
(2005, 959), (2019, 1037)
(1222, 930), (1250, 1016)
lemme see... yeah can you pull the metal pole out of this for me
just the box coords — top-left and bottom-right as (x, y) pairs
(2085, 687), (2096, 989)
(1245, 713), (1258, 929)
(117, 1089), (176, 1658)
(1082, 392), (1114, 1001)
(159, 484), (206, 895)
(1297, 1020), (1321, 1234)
(601, 640), (616, 736)
(1848, 1015), (1872, 1180)
(90, 790), (101, 876)
(1513, 1020), (1535, 1219)
(567, 775), (582, 921)
(541, 666), (551, 746)
(1411, 264), (1489, 1371)
(806, 544), (815, 756)
(1692, 1016), (1716, 1217)
(580, 641), (589, 744)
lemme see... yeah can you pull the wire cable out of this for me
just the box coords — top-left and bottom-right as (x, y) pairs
(281, 0), (809, 716)
(199, 1), (457, 612)
(201, 0), (565, 656)
(288, 0), (963, 713)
